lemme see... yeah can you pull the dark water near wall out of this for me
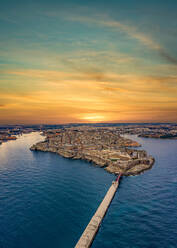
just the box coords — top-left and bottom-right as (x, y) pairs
(0, 133), (176, 248)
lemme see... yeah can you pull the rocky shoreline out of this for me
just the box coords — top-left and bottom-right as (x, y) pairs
(30, 127), (155, 176)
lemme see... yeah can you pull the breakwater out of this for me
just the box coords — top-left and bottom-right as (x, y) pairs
(1, 133), (177, 248)
(75, 174), (122, 248)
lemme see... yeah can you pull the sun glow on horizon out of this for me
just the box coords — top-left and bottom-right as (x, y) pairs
(0, 1), (177, 124)
(79, 115), (107, 122)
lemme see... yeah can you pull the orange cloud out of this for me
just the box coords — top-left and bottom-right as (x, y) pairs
(0, 68), (177, 124)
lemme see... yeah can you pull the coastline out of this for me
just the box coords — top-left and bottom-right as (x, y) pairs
(30, 146), (154, 176)
(30, 127), (155, 176)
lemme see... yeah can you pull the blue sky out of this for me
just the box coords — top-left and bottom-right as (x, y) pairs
(0, 0), (177, 123)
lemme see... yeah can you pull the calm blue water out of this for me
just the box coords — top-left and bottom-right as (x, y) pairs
(0, 133), (177, 248)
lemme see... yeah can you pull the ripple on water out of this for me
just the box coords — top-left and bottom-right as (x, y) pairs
(0, 133), (177, 248)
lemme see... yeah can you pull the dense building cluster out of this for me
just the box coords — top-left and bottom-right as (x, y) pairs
(31, 126), (154, 176)
(0, 125), (42, 145)
(0, 130), (17, 144)
(116, 124), (177, 138)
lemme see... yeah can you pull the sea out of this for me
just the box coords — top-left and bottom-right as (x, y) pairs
(0, 132), (176, 248)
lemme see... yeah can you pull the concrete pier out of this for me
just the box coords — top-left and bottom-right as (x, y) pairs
(75, 175), (121, 248)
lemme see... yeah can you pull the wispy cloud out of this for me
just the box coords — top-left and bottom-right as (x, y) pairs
(0, 104), (6, 108)
(1, 69), (176, 123)
(68, 15), (177, 65)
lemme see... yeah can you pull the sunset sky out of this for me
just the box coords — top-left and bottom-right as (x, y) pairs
(0, 0), (177, 124)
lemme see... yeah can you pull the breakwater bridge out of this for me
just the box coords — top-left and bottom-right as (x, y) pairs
(75, 173), (122, 248)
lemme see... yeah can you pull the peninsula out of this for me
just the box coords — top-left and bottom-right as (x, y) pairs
(30, 126), (154, 176)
